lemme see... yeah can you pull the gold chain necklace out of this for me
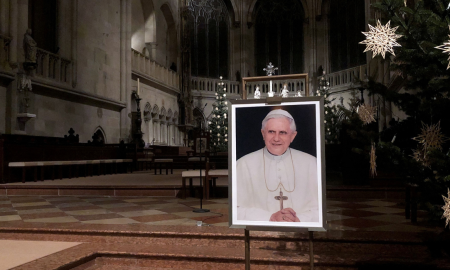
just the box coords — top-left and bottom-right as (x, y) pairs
(263, 147), (296, 192)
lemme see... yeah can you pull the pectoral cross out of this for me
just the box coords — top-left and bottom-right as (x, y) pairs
(274, 188), (288, 210)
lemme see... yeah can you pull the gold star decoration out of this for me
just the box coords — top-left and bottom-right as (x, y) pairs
(359, 20), (403, 59)
(358, 104), (377, 124)
(435, 26), (450, 70)
(412, 121), (449, 152)
(411, 146), (431, 168)
(442, 188), (450, 228)
(370, 143), (377, 178)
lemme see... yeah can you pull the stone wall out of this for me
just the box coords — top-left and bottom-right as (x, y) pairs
(32, 94), (121, 143)
(76, 0), (122, 100)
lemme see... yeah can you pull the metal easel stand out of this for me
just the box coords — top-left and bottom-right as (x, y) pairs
(244, 229), (315, 270)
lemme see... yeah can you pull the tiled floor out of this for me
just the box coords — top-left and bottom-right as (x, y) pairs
(0, 195), (441, 232)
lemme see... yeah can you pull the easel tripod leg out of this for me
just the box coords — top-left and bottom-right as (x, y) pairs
(309, 231), (314, 270)
(245, 229), (250, 270)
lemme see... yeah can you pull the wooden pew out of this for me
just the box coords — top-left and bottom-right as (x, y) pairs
(0, 134), (136, 183)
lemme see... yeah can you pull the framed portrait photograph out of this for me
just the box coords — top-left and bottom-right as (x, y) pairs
(229, 97), (326, 231)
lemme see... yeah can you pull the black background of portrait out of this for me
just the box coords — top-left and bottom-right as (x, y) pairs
(235, 104), (317, 160)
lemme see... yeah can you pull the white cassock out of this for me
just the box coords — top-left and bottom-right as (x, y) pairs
(236, 147), (319, 222)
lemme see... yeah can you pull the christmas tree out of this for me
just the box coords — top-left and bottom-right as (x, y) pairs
(366, 0), (450, 220)
(316, 72), (341, 144)
(208, 77), (229, 152)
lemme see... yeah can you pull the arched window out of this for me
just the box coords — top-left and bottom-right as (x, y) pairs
(329, 0), (366, 72)
(28, 0), (57, 53)
(188, 0), (230, 79)
(254, 0), (305, 76)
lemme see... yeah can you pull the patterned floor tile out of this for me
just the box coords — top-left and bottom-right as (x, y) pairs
(189, 204), (228, 210)
(117, 209), (166, 217)
(107, 206), (147, 212)
(144, 218), (199, 226)
(24, 216), (79, 223)
(0, 201), (12, 205)
(193, 214), (228, 224)
(130, 214), (185, 222)
(59, 205), (103, 212)
(96, 203), (138, 209)
(159, 206), (195, 213)
(0, 211), (18, 216)
(50, 202), (93, 208)
(12, 201), (52, 207)
(64, 209), (111, 216)
(71, 213), (124, 221)
(14, 205), (57, 211)
(363, 223), (431, 232)
(17, 208), (63, 215)
(81, 218), (140, 225)
(0, 215), (21, 222)
(20, 212), (69, 220)
(172, 211), (221, 218)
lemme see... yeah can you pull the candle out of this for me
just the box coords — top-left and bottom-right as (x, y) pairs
(137, 78), (140, 95)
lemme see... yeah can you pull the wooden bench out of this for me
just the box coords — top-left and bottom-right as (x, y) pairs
(1, 133), (137, 183)
(181, 163), (229, 199)
(154, 158), (174, 175)
(8, 159), (133, 183)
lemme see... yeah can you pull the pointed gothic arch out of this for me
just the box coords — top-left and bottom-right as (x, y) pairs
(93, 126), (107, 144)
(247, 0), (309, 28)
(253, 0), (306, 75)
(160, 3), (178, 67)
(188, 0), (230, 79)
(152, 104), (160, 115)
(160, 106), (167, 118)
(144, 102), (152, 122)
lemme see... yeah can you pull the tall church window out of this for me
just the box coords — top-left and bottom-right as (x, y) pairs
(329, 0), (366, 72)
(188, 0), (229, 79)
(28, 0), (58, 53)
(254, 0), (304, 76)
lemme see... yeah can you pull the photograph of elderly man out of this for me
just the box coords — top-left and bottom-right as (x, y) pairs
(236, 107), (319, 223)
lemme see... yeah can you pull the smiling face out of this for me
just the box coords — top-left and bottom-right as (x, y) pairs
(261, 117), (297, 156)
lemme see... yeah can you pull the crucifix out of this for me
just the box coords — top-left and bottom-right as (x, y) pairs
(274, 188), (288, 210)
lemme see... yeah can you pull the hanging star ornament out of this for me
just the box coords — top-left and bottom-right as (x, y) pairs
(358, 104), (377, 124)
(442, 188), (450, 228)
(359, 20), (403, 59)
(370, 142), (377, 178)
(412, 121), (449, 152)
(411, 146), (431, 168)
(435, 26), (450, 69)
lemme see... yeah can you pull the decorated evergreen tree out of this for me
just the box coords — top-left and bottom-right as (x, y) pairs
(208, 77), (229, 152)
(365, 0), (450, 220)
(316, 72), (341, 143)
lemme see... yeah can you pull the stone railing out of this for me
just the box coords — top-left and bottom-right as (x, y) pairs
(131, 49), (179, 89)
(325, 65), (367, 91)
(190, 76), (240, 95)
(0, 34), (11, 70)
(244, 78), (308, 97)
(35, 48), (72, 85)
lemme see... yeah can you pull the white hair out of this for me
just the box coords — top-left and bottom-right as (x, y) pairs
(261, 114), (296, 132)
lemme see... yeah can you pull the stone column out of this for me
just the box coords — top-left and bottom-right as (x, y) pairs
(120, 0), (132, 141)
(71, 0), (77, 88)
(0, 0), (9, 35)
(153, 119), (159, 143)
(9, 0), (17, 67)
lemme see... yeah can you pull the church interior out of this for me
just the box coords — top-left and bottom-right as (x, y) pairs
(0, 0), (450, 269)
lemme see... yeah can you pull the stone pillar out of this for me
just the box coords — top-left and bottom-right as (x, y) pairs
(0, 0), (9, 35)
(9, 0), (17, 67)
(145, 42), (157, 61)
(120, 0), (132, 141)
(71, 0), (77, 88)
(153, 119), (159, 143)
